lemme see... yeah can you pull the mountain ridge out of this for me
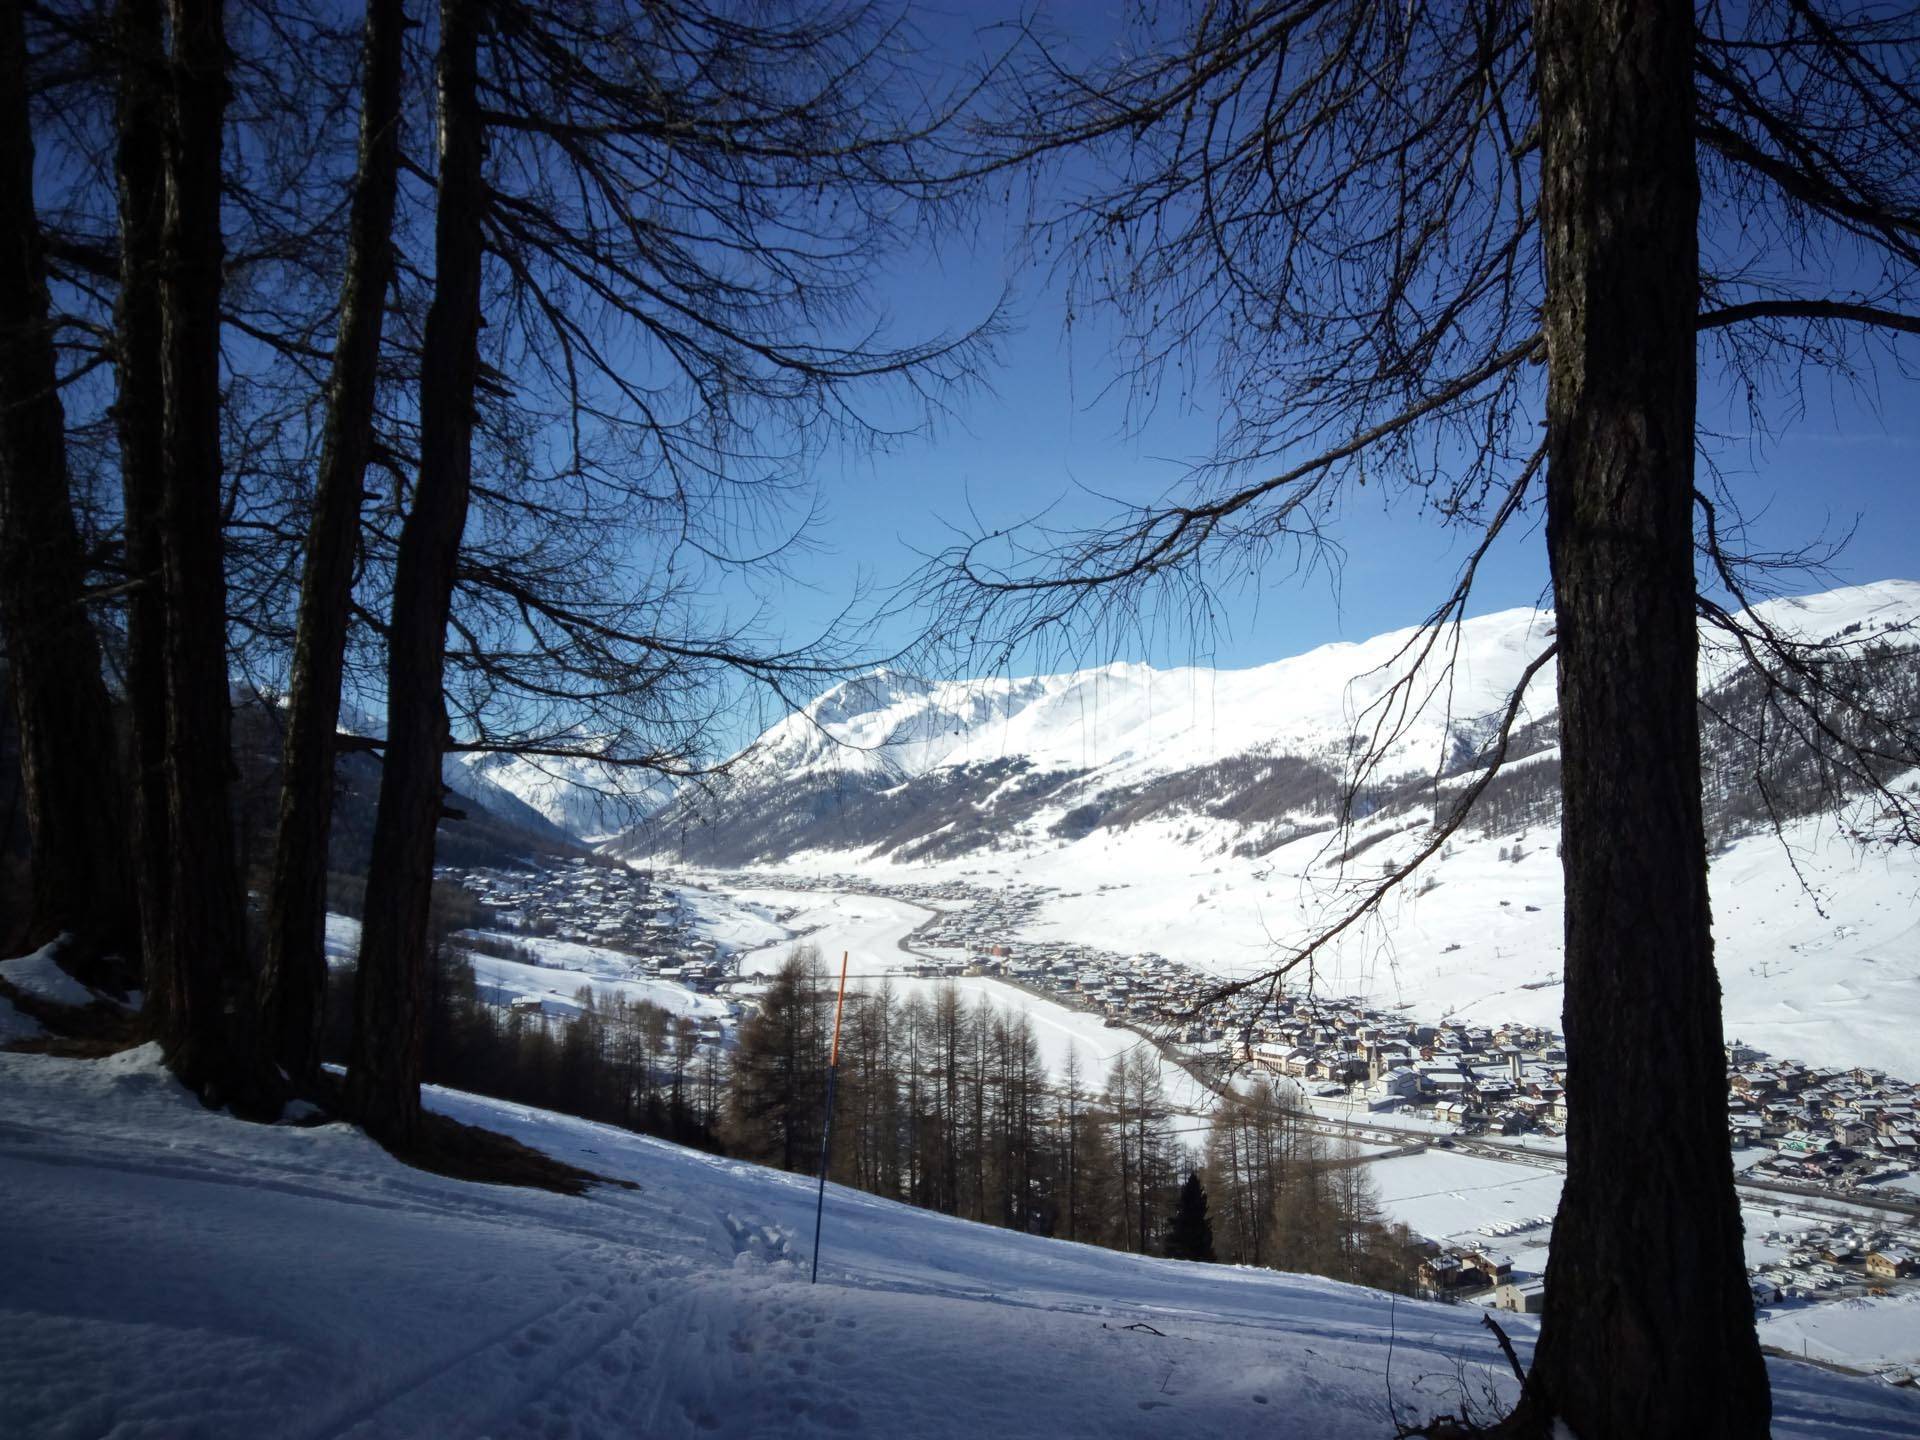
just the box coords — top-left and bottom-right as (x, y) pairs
(614, 579), (1920, 869)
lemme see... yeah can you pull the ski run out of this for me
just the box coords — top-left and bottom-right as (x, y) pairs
(4, 1041), (1918, 1439)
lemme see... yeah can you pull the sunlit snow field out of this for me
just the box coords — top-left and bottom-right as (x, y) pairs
(5, 1045), (1919, 1439)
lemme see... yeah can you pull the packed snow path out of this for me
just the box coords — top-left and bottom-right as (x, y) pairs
(3, 1048), (1917, 1438)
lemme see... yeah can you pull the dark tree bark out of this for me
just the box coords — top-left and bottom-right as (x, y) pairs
(1524, 1), (1769, 1435)
(113, 0), (174, 1006)
(0, 2), (136, 965)
(346, 0), (486, 1147)
(153, 0), (279, 1113)
(261, 0), (407, 1089)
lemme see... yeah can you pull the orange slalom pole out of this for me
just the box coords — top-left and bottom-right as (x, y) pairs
(810, 951), (851, 1284)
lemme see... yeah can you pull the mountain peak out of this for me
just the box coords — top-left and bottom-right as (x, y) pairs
(619, 580), (1920, 871)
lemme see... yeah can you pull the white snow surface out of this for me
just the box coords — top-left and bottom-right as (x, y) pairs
(0, 940), (97, 1008)
(5, 1045), (1917, 1439)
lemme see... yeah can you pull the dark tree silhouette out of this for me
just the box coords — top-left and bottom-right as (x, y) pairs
(260, 0), (407, 1089)
(1164, 1170), (1216, 1263)
(149, 0), (282, 1113)
(111, 0), (174, 1009)
(0, 0), (136, 967)
(342, 0), (998, 1146)
(345, 0), (487, 1148)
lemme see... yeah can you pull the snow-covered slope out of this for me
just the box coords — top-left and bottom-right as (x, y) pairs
(623, 579), (1918, 869)
(4, 1046), (1916, 1438)
(710, 598), (1564, 794)
(324, 914), (731, 1024)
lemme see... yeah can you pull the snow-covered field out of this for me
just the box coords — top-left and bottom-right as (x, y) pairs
(323, 915), (730, 1023)
(1367, 1149), (1564, 1274)
(720, 886), (1219, 1118)
(5, 1045), (1918, 1439)
(1761, 1291), (1920, 1373)
(674, 886), (790, 956)
(752, 801), (1920, 1078)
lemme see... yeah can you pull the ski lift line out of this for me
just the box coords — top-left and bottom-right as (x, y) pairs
(810, 950), (851, 1286)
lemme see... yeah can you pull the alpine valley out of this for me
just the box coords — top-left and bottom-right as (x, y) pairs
(610, 580), (1920, 1076)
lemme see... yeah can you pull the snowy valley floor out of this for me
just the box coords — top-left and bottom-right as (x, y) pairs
(4, 1048), (1919, 1440)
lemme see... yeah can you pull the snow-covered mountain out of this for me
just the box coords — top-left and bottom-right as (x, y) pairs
(619, 580), (1920, 871)
(609, 581), (1920, 1076)
(452, 750), (666, 842)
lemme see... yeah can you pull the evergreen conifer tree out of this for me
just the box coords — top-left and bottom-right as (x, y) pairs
(1165, 1171), (1216, 1263)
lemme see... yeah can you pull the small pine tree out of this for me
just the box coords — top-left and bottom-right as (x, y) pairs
(1165, 1171), (1216, 1262)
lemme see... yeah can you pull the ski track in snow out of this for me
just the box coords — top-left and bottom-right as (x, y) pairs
(4, 1044), (1919, 1438)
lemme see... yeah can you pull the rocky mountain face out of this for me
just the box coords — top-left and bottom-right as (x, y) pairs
(611, 582), (1920, 869)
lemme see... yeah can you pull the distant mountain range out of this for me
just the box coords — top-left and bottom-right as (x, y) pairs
(449, 750), (665, 844)
(609, 580), (1920, 870)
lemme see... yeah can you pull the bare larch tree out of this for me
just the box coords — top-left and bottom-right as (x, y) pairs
(260, 0), (407, 1089)
(0, 0), (136, 969)
(342, 0), (997, 1145)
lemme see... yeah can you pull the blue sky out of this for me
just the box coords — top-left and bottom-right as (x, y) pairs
(708, 3), (1920, 687)
(737, 223), (1918, 681)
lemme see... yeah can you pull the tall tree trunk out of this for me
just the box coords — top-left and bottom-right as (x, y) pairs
(1526, 1), (1769, 1435)
(114, 0), (173, 1009)
(0, 3), (136, 967)
(261, 0), (407, 1088)
(154, 0), (278, 1114)
(346, 0), (486, 1147)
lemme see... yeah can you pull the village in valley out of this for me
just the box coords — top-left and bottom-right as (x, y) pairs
(440, 856), (733, 994)
(431, 854), (1920, 1351)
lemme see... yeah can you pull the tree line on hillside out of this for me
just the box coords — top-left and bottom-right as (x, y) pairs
(362, 936), (1427, 1292)
(721, 949), (1425, 1289)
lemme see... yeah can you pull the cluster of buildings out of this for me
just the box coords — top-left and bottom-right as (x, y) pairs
(705, 870), (1242, 1032)
(1727, 1045), (1920, 1192)
(1749, 1222), (1920, 1304)
(1414, 1243), (1515, 1299)
(437, 859), (731, 989)
(1234, 1001), (1572, 1131)
(690, 872), (1920, 1206)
